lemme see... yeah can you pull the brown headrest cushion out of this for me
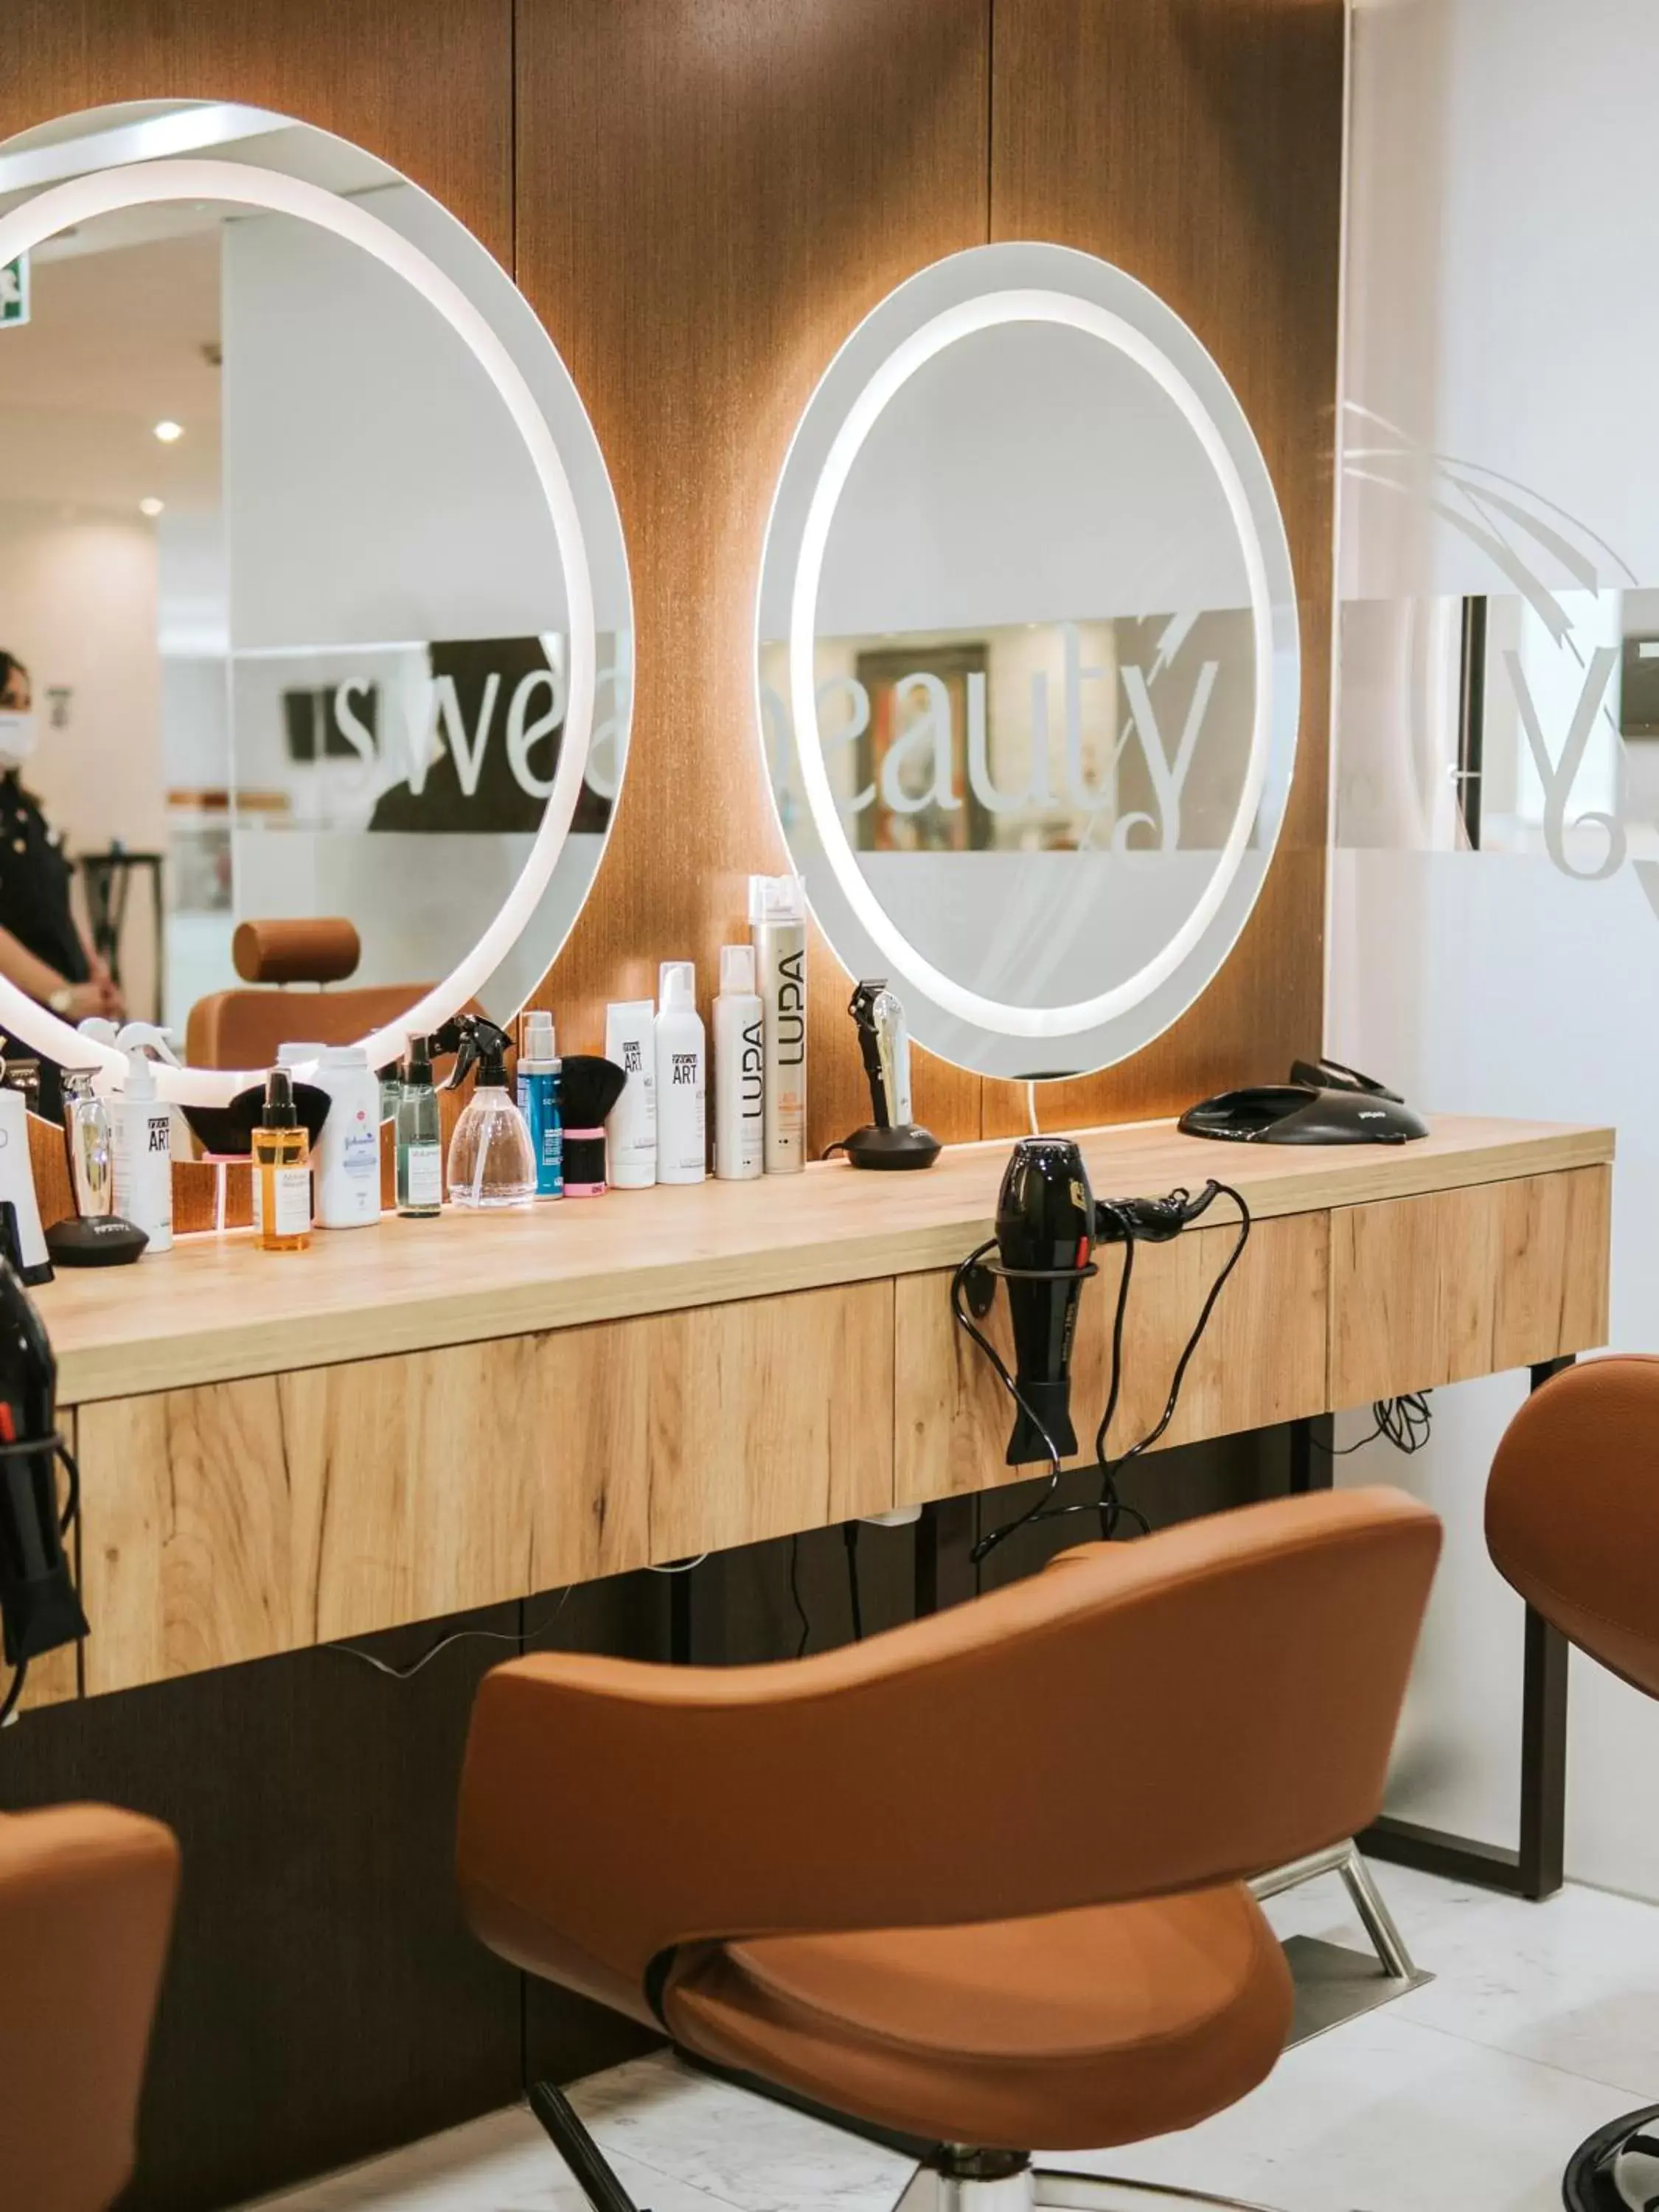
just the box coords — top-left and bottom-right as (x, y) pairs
(232, 918), (361, 986)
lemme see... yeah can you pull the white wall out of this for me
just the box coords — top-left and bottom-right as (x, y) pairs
(1335, 0), (1659, 1896)
(222, 191), (569, 650)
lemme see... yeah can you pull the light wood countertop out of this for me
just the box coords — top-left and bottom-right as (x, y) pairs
(38, 1113), (1614, 1406)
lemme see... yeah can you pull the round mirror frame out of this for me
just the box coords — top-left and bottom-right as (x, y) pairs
(757, 242), (1301, 1079)
(0, 153), (607, 1105)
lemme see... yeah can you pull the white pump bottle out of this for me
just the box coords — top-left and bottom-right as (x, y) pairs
(107, 1022), (178, 1253)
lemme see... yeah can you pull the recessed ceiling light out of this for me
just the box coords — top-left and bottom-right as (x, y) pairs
(153, 420), (183, 443)
(139, 497), (164, 518)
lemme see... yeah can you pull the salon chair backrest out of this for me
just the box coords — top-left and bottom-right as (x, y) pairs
(1488, 1352), (1659, 1700)
(184, 916), (445, 1072)
(0, 1804), (179, 2212)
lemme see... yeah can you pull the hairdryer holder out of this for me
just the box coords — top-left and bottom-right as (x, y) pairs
(964, 1252), (1098, 1319)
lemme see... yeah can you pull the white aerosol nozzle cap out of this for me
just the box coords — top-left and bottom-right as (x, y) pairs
(720, 944), (756, 995)
(661, 961), (695, 1011)
(748, 872), (805, 925)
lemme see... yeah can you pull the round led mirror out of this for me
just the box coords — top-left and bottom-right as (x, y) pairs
(756, 243), (1298, 1082)
(0, 100), (631, 1104)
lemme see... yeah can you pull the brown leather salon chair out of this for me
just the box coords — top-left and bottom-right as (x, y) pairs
(0, 1804), (179, 2212)
(458, 1487), (1440, 2212)
(185, 917), (438, 1072)
(1488, 1354), (1659, 2212)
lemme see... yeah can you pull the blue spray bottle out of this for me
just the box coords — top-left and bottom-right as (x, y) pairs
(516, 1009), (563, 1199)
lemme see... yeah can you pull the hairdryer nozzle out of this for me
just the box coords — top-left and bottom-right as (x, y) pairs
(1006, 1378), (1079, 1467)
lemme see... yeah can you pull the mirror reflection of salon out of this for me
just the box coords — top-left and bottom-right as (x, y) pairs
(0, 649), (125, 1043)
(0, 103), (634, 1079)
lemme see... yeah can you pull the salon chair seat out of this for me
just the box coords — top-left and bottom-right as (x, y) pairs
(458, 1487), (1439, 2210)
(1486, 1354), (1659, 2212)
(0, 1803), (179, 2212)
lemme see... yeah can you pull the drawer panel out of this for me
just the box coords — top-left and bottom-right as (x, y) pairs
(1328, 1165), (1611, 1409)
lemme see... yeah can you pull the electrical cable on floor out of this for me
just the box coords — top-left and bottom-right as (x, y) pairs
(1313, 1392), (1433, 1457)
(788, 1534), (810, 1658)
(647, 1554), (708, 1573)
(1, 1439), (84, 1730)
(327, 1586), (574, 1682)
(844, 1523), (863, 1641)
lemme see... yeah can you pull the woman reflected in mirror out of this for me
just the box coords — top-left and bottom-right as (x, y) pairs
(0, 650), (124, 1029)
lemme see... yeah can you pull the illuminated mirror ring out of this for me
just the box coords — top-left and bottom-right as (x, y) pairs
(0, 156), (597, 1107)
(760, 242), (1299, 1074)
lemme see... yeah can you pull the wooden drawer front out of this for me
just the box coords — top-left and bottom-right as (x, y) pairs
(895, 1210), (1329, 1506)
(78, 1279), (895, 1696)
(1329, 1164), (1611, 1410)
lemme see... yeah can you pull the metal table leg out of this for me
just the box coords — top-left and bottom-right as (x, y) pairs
(1361, 1355), (1574, 1902)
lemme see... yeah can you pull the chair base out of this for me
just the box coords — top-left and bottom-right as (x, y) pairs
(529, 2079), (1283, 2212)
(1562, 2104), (1659, 2211)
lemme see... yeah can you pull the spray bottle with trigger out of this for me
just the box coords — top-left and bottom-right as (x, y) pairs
(437, 1013), (536, 1209)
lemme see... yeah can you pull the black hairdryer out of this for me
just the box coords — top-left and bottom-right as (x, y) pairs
(994, 1137), (1096, 1466)
(0, 1257), (87, 1680)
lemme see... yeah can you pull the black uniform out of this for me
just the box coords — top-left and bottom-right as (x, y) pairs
(0, 772), (86, 990)
(0, 773), (88, 1119)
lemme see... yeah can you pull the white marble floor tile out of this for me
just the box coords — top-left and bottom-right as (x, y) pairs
(1263, 1861), (1659, 2098)
(1051, 2007), (1638, 2212)
(235, 2101), (734, 2212)
(575, 2053), (914, 2212)
(244, 2056), (915, 2212)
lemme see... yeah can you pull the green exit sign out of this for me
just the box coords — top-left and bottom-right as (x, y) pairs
(0, 256), (28, 328)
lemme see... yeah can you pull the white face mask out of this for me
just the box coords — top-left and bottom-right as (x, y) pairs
(0, 712), (37, 770)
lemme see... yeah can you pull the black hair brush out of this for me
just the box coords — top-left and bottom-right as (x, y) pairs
(559, 1056), (627, 1194)
(181, 1082), (333, 1158)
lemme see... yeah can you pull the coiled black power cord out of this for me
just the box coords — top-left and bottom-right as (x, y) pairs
(0, 1435), (82, 1729)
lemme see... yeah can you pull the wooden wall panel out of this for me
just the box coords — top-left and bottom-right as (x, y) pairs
(1329, 1164), (1613, 1408)
(984, 0), (1344, 1135)
(895, 1208), (1329, 1505)
(0, 0), (513, 266)
(518, 0), (991, 1151)
(76, 1279), (894, 1693)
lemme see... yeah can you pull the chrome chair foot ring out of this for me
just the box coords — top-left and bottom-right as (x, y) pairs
(1564, 2104), (1659, 2211)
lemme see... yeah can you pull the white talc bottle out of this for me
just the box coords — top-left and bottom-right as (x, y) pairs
(713, 943), (764, 1181)
(313, 1043), (383, 1228)
(654, 961), (706, 1184)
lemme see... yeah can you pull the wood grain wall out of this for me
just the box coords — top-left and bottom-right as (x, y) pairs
(1, 0), (1341, 1154)
(0, 10), (1344, 2200)
(520, 0), (1346, 1150)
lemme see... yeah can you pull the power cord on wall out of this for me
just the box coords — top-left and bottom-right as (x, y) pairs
(956, 1183), (1252, 1566)
(1314, 1392), (1433, 1457)
(327, 1585), (574, 1683)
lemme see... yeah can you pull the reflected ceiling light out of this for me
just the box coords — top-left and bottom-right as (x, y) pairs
(0, 156), (599, 1110)
(152, 419), (183, 443)
(139, 496), (164, 517)
(781, 283), (1284, 1043)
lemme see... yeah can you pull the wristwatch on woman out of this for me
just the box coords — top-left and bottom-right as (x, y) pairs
(47, 984), (74, 1017)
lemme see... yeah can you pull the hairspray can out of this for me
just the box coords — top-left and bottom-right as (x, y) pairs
(749, 873), (807, 1174)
